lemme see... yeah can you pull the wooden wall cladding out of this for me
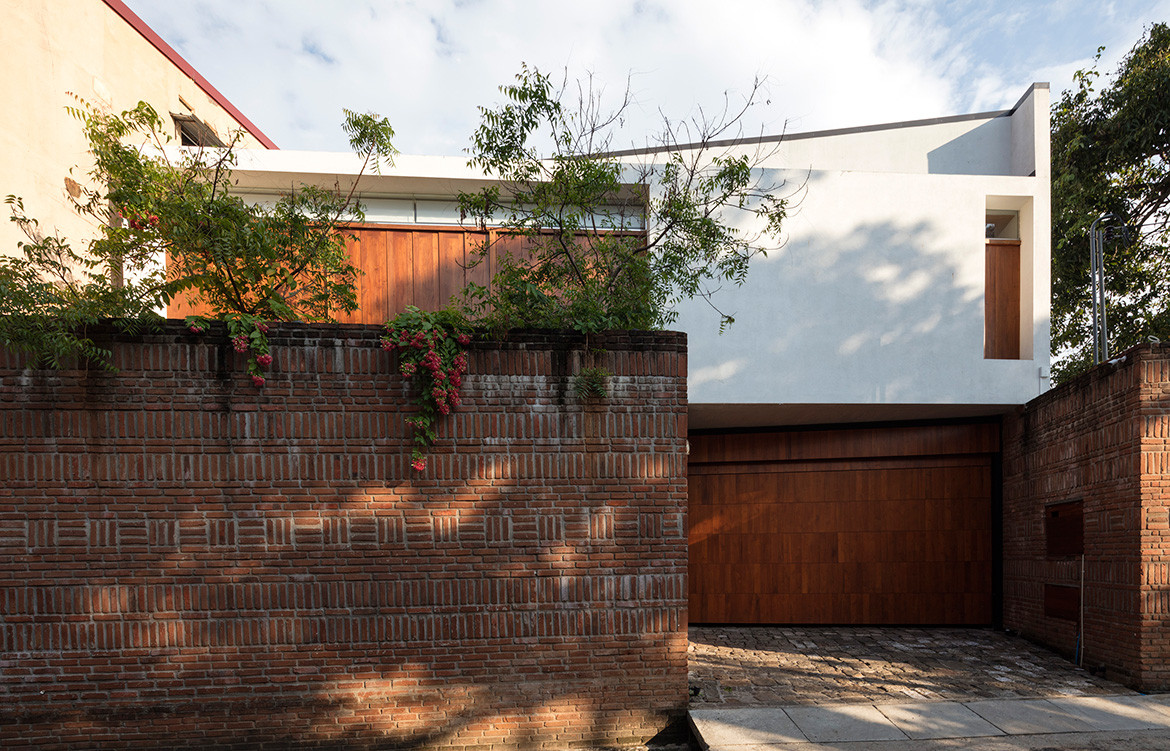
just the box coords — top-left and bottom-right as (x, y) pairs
(333, 226), (493, 324)
(985, 239), (1022, 359)
(689, 424), (998, 625)
(168, 225), (525, 323)
(168, 225), (639, 324)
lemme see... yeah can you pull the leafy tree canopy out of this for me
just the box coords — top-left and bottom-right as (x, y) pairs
(458, 65), (793, 334)
(1052, 23), (1170, 382)
(2, 100), (395, 375)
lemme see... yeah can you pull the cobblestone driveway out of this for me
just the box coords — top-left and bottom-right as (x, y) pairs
(689, 626), (1134, 708)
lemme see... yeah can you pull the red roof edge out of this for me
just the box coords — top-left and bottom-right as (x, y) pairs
(101, 0), (279, 149)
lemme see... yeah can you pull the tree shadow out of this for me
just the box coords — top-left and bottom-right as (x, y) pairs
(685, 625), (1133, 709)
(678, 175), (1029, 411)
(0, 325), (690, 749)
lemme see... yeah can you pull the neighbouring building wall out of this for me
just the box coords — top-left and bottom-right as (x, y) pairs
(1002, 343), (1170, 691)
(0, 323), (689, 750)
(1, 0), (274, 259)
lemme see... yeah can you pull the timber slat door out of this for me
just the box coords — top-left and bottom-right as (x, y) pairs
(689, 423), (997, 625)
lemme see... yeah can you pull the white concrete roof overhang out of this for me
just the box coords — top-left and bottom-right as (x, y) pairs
(688, 402), (1018, 431)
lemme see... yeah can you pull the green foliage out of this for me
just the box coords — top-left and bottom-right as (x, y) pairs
(1052, 24), (1170, 382)
(572, 366), (610, 399)
(380, 306), (473, 471)
(3, 100), (396, 378)
(1, 196), (163, 370)
(343, 108), (398, 174)
(167, 179), (361, 324)
(458, 65), (791, 334)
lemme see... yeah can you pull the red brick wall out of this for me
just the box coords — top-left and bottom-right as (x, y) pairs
(0, 323), (689, 750)
(1003, 343), (1170, 691)
(1137, 350), (1170, 689)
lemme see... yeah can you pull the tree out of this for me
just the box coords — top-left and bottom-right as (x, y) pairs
(2, 100), (395, 380)
(1051, 23), (1170, 382)
(457, 65), (792, 334)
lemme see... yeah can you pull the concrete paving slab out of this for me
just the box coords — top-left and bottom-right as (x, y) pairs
(875, 701), (1006, 739)
(964, 698), (1096, 734)
(1142, 693), (1170, 717)
(689, 708), (808, 748)
(782, 704), (908, 743)
(1045, 695), (1170, 730)
(700, 730), (1170, 750)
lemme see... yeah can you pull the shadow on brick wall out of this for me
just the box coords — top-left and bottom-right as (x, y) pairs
(0, 323), (690, 750)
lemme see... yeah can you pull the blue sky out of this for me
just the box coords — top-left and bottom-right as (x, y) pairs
(124, 0), (1169, 155)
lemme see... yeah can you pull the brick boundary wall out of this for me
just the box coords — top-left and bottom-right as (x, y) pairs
(0, 322), (689, 750)
(1002, 343), (1170, 691)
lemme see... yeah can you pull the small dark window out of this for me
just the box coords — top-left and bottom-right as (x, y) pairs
(172, 113), (225, 148)
(1046, 500), (1084, 557)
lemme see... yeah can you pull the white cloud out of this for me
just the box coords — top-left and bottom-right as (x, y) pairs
(122, 0), (1168, 155)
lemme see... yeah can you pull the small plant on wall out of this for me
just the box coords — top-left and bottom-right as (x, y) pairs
(381, 306), (473, 471)
(573, 366), (610, 399)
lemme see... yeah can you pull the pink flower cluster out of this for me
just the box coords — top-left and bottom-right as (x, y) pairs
(120, 208), (159, 231)
(418, 344), (468, 416)
(382, 322), (472, 467)
(380, 327), (471, 416)
(229, 322), (274, 388)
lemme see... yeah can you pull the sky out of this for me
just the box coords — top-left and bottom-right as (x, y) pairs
(123, 0), (1170, 156)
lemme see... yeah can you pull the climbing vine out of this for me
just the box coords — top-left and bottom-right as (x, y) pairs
(380, 306), (472, 471)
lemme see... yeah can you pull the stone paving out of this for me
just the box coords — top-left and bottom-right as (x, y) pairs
(689, 626), (1134, 708)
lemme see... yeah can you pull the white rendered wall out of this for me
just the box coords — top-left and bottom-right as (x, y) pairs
(674, 86), (1051, 409)
(676, 170), (1048, 407)
(753, 115), (1014, 176)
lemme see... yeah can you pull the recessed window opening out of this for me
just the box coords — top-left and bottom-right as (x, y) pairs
(986, 210), (1019, 239)
(984, 208), (1022, 359)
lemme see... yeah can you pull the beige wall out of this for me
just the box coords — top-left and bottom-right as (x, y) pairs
(0, 0), (269, 260)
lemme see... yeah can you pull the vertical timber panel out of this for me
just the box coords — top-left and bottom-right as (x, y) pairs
(985, 239), (1021, 359)
(466, 231), (491, 294)
(412, 231), (441, 311)
(437, 231), (466, 307)
(167, 224), (636, 323)
(361, 229), (388, 323)
(388, 229), (414, 316)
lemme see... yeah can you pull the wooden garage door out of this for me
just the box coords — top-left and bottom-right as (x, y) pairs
(689, 423), (998, 625)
